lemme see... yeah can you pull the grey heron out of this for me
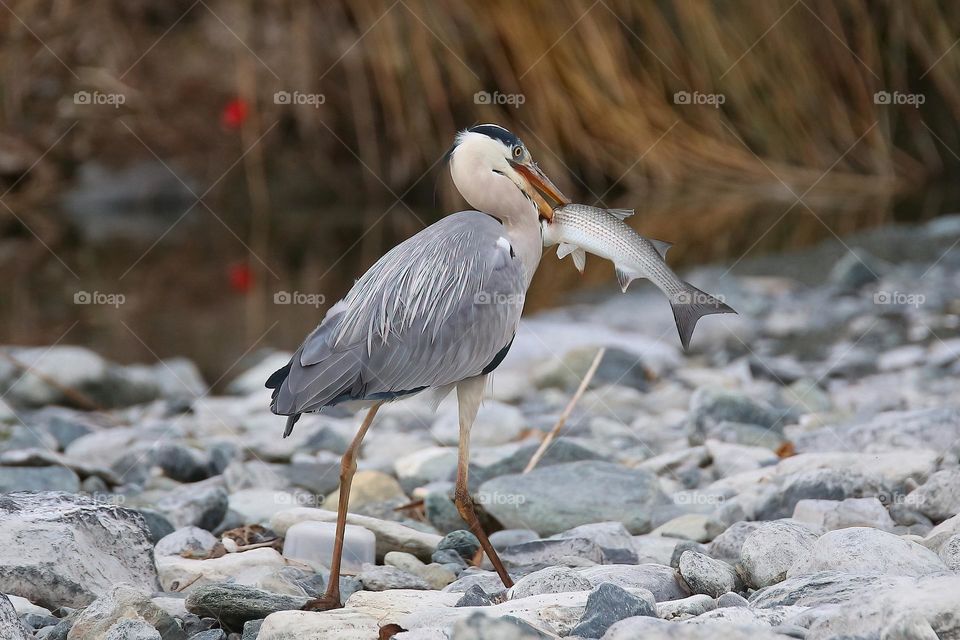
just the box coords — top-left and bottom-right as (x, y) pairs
(267, 123), (568, 609)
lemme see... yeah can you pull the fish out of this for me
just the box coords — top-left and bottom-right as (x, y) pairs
(541, 203), (736, 350)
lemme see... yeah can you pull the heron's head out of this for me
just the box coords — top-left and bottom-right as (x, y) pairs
(448, 124), (568, 223)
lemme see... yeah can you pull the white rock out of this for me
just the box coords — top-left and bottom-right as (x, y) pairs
(789, 527), (947, 578)
(156, 548), (291, 592)
(793, 497), (897, 531)
(651, 514), (726, 543)
(774, 451), (938, 487)
(154, 526), (219, 558)
(1, 346), (107, 406)
(509, 566), (592, 599)
(229, 489), (301, 524)
(394, 447), (458, 492)
(431, 400), (526, 446)
(4, 594), (51, 617)
(705, 440), (778, 477)
(678, 551), (740, 597)
(344, 589), (460, 622)
(271, 508), (442, 561)
(0, 492), (159, 609)
(878, 345), (927, 371)
(0, 594), (29, 640)
(740, 521), (818, 588)
(577, 565), (689, 602)
(258, 609), (379, 640)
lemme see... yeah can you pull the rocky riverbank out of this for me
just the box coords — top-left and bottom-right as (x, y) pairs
(2, 215), (960, 639)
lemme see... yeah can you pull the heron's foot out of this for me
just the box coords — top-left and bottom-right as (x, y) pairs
(302, 596), (342, 611)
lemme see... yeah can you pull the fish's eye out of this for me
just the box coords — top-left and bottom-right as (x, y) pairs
(513, 146), (524, 159)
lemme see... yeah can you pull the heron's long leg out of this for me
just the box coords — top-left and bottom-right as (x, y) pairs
(453, 375), (514, 588)
(304, 401), (382, 611)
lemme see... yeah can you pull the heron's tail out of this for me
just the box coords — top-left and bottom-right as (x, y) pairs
(670, 283), (736, 351)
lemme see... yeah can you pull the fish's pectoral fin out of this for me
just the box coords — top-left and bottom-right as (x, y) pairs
(557, 242), (578, 259)
(571, 248), (586, 273)
(651, 239), (673, 259)
(606, 208), (635, 220)
(615, 265), (636, 293)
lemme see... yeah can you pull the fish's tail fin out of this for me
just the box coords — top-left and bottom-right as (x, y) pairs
(670, 283), (736, 351)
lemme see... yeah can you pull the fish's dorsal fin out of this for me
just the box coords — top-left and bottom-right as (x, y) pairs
(557, 242), (577, 259)
(615, 266), (636, 292)
(606, 208), (634, 220)
(571, 248), (586, 273)
(650, 238), (673, 259)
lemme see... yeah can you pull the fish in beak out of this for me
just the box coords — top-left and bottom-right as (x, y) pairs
(511, 160), (569, 221)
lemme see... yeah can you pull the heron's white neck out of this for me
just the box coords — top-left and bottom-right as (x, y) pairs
(450, 152), (543, 285)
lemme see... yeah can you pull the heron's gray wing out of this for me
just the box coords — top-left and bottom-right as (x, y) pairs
(270, 211), (525, 418)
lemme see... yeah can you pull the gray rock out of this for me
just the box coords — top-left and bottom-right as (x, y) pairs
(569, 583), (656, 638)
(678, 551), (741, 597)
(21, 407), (97, 449)
(741, 521), (818, 588)
(472, 438), (601, 485)
(0, 593), (30, 640)
(795, 407), (960, 454)
(103, 619), (161, 640)
(657, 594), (717, 621)
(939, 534), (960, 571)
(489, 529), (539, 550)
(154, 482), (228, 531)
(443, 570), (506, 594)
(357, 564), (431, 591)
(477, 461), (669, 535)
(706, 521), (762, 563)
(828, 250), (881, 290)
(688, 388), (791, 442)
(136, 509), (176, 544)
(909, 469), (960, 522)
(750, 571), (908, 608)
(755, 468), (890, 520)
(455, 584), (495, 607)
(509, 566), (592, 599)
(670, 540), (708, 569)
(551, 521), (639, 563)
(450, 612), (549, 639)
(498, 537), (604, 569)
(187, 630), (226, 640)
(788, 527), (946, 578)
(717, 592), (749, 608)
(67, 584), (182, 640)
(155, 527), (219, 558)
(578, 564), (689, 602)
(185, 583), (308, 631)
(240, 620), (263, 640)
(792, 497), (897, 531)
(0, 493), (159, 608)
(437, 530), (481, 561)
(0, 465), (80, 492)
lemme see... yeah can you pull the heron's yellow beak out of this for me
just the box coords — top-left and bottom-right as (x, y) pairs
(511, 160), (569, 221)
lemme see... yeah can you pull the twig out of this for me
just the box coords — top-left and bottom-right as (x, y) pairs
(523, 347), (605, 474)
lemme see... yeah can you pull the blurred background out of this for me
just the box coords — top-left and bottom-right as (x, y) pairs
(2, 0), (959, 382)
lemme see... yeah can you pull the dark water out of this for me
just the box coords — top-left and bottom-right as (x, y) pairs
(3, 178), (958, 384)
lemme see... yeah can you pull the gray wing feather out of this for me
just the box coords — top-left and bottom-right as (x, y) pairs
(271, 211), (525, 416)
